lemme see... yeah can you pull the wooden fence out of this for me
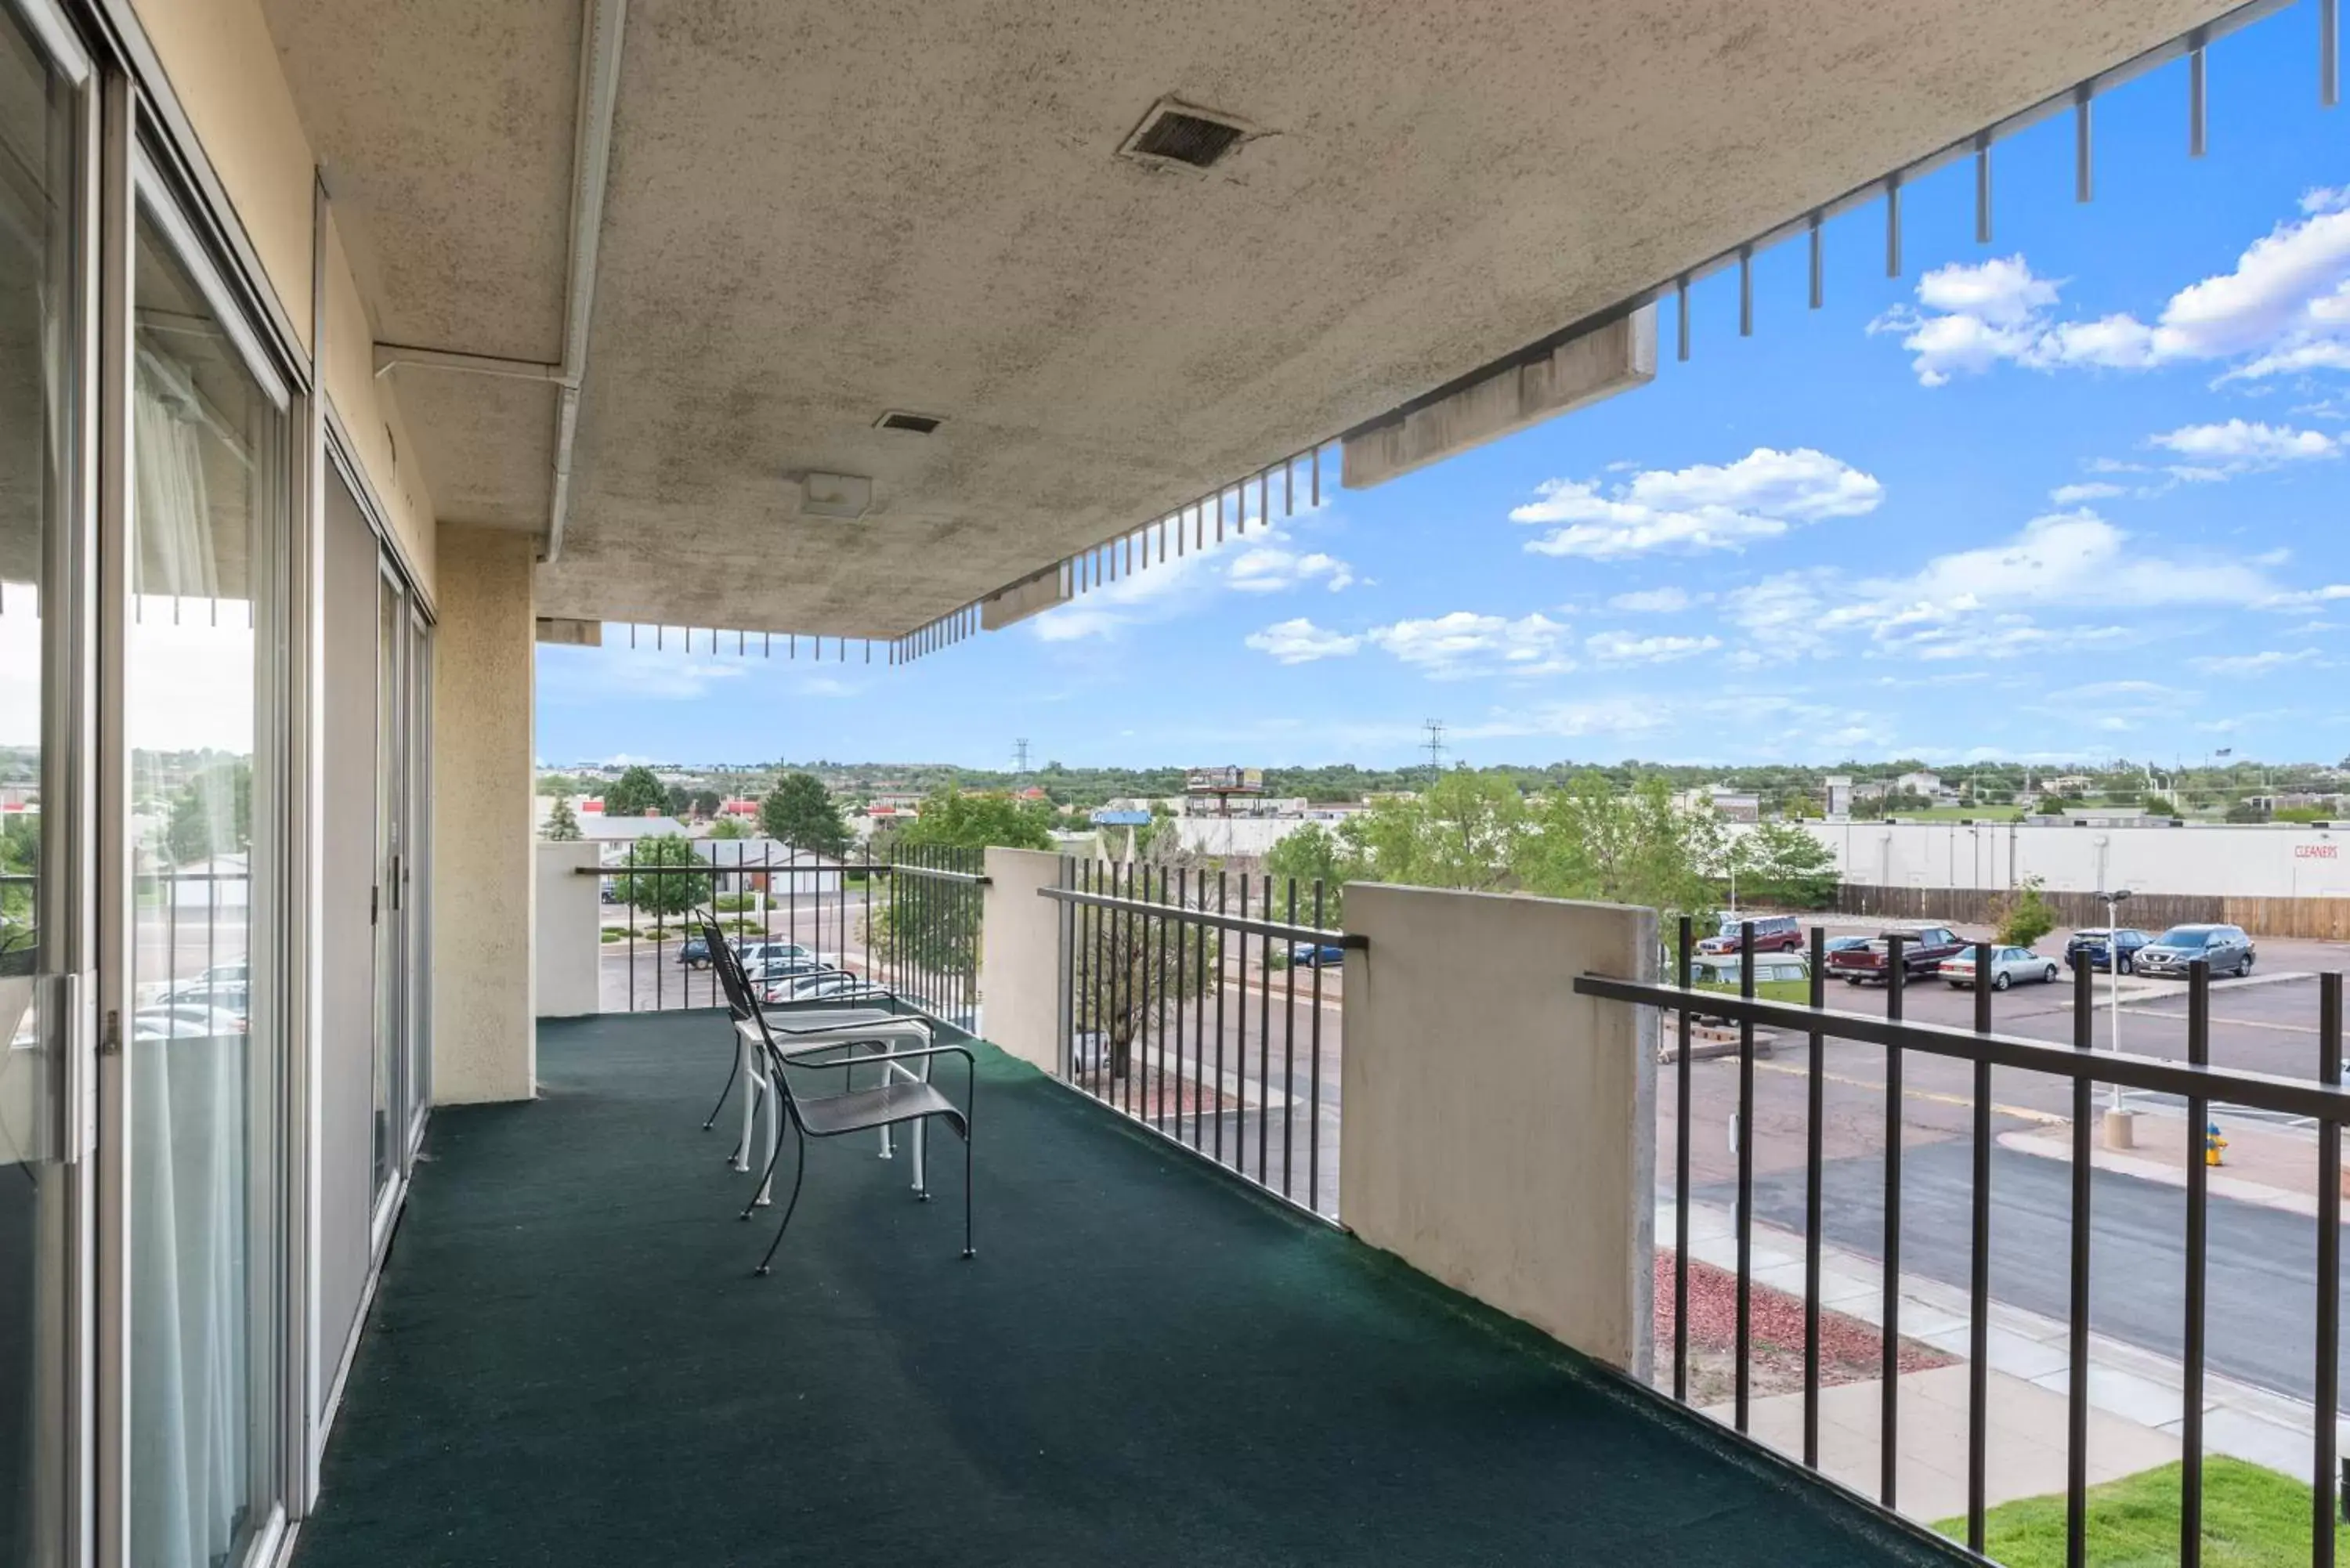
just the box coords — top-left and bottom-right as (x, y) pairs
(1834, 883), (2350, 941)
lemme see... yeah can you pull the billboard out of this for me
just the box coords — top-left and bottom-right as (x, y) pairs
(1185, 767), (1264, 795)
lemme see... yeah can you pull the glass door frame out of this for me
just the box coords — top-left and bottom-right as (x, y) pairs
(92, 71), (306, 1568)
(4, 0), (102, 1563)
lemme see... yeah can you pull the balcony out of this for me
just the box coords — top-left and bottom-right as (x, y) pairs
(292, 1006), (1944, 1567)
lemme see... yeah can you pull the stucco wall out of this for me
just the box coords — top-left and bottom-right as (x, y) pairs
(534, 841), (602, 1020)
(1342, 884), (1655, 1375)
(431, 525), (536, 1101)
(321, 211), (436, 591)
(978, 847), (1065, 1072)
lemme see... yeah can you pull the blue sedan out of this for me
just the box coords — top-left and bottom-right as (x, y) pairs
(1289, 942), (1347, 968)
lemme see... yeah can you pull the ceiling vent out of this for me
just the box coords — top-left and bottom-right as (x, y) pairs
(1119, 98), (1256, 172)
(874, 410), (943, 434)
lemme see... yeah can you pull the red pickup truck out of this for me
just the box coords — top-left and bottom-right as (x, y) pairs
(1826, 927), (1966, 985)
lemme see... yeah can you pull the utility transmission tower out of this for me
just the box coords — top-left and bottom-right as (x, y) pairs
(1423, 719), (1447, 775)
(1013, 737), (1032, 776)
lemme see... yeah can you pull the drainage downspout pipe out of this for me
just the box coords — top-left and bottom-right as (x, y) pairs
(543, 0), (627, 565)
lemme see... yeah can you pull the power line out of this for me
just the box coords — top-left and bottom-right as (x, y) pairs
(1013, 737), (1031, 776)
(1423, 719), (1446, 775)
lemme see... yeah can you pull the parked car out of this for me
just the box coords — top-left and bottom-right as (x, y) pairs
(747, 956), (833, 985)
(1690, 952), (1811, 1000)
(2065, 927), (2152, 974)
(2133, 924), (2255, 978)
(678, 936), (714, 969)
(1289, 942), (1346, 968)
(1825, 927), (1966, 985)
(157, 977), (248, 1024)
(1696, 913), (1805, 956)
(736, 940), (814, 967)
(772, 971), (891, 1005)
(132, 1003), (247, 1039)
(1939, 945), (2060, 991)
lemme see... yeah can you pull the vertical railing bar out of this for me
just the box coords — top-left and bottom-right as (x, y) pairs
(1282, 877), (1298, 1199)
(1968, 940), (1994, 1552)
(1804, 923), (1824, 1467)
(1215, 871), (1228, 1165)
(2315, 970), (2341, 1568)
(1174, 869), (1189, 1144)
(1735, 919), (1755, 1433)
(1309, 880), (1325, 1216)
(2182, 958), (2211, 1568)
(1257, 874), (1273, 1187)
(1155, 866), (1169, 1133)
(2068, 957), (2093, 1568)
(1675, 915), (1694, 1407)
(1882, 934), (1907, 1512)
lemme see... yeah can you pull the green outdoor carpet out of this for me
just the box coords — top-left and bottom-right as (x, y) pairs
(295, 1011), (1958, 1567)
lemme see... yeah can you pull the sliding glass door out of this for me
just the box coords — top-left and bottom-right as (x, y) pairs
(121, 157), (287, 1568)
(0, 5), (89, 1563)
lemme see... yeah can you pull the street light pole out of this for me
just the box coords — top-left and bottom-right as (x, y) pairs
(2104, 888), (2133, 1134)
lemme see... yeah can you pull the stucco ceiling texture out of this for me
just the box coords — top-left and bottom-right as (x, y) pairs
(271, 0), (2245, 633)
(259, 0), (579, 531)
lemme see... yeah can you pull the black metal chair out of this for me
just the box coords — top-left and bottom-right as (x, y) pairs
(736, 987), (976, 1275)
(696, 916), (916, 1147)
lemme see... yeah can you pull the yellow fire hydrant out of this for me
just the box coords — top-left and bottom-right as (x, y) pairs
(2205, 1122), (2228, 1168)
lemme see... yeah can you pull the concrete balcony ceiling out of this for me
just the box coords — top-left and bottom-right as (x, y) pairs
(261, 0), (2247, 637)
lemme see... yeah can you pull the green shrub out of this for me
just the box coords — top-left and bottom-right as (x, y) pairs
(1994, 879), (2056, 948)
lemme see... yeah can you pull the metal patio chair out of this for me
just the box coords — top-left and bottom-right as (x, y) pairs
(699, 919), (935, 1193)
(736, 996), (975, 1274)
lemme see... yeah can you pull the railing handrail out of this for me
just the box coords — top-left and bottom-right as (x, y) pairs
(569, 861), (987, 885)
(1574, 971), (2350, 1124)
(1039, 883), (1361, 949)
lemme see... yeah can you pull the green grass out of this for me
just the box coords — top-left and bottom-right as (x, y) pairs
(1937, 1458), (2350, 1567)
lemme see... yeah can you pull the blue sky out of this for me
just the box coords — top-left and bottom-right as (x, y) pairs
(540, 9), (2349, 771)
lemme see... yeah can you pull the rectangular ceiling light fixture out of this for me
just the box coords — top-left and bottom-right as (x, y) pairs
(1119, 97), (1256, 172)
(798, 471), (873, 519)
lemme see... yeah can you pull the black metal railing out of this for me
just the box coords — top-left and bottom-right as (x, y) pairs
(1577, 919), (2348, 1568)
(577, 844), (984, 1030)
(1039, 860), (1359, 1221)
(874, 844), (985, 1031)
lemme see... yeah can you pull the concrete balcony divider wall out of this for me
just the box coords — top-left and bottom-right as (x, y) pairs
(536, 842), (603, 1018)
(1341, 884), (1657, 1377)
(978, 847), (1068, 1073)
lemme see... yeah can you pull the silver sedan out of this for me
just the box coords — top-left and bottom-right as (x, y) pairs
(1940, 945), (2061, 992)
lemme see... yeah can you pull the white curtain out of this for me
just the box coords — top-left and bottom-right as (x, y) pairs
(128, 342), (249, 1568)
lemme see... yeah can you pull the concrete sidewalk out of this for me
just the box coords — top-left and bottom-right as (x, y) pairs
(1664, 1195), (2339, 1490)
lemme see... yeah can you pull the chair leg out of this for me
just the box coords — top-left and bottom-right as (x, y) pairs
(740, 1111), (787, 1221)
(961, 1115), (974, 1260)
(732, 1035), (757, 1170)
(701, 1031), (743, 1133)
(754, 1129), (809, 1277)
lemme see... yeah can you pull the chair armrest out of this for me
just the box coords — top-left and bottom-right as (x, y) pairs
(779, 1040), (971, 1071)
(774, 1031), (935, 1067)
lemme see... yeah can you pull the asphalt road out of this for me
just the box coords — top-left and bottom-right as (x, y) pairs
(1706, 1140), (2350, 1404)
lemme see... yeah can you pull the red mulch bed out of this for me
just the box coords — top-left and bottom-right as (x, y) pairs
(1075, 1065), (1242, 1119)
(1653, 1250), (1955, 1406)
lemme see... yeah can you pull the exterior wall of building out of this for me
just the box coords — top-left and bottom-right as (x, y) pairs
(534, 841), (602, 1019)
(1342, 884), (1655, 1376)
(128, 0), (438, 595)
(977, 847), (1065, 1074)
(1794, 819), (2350, 901)
(431, 526), (537, 1100)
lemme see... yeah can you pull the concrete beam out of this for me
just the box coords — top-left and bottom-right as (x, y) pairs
(1341, 883), (1656, 1375)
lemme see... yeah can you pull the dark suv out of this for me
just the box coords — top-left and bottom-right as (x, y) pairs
(2132, 924), (2255, 978)
(1696, 913), (1805, 956)
(2065, 927), (2151, 974)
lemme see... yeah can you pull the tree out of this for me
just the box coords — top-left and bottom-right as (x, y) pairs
(706, 815), (752, 840)
(613, 833), (710, 919)
(1994, 878), (2057, 948)
(1264, 822), (1361, 927)
(894, 789), (1053, 851)
(536, 771), (582, 797)
(760, 772), (852, 857)
(544, 797), (584, 841)
(1337, 768), (1524, 891)
(692, 789), (722, 820)
(164, 761), (251, 865)
(1737, 822), (1840, 909)
(1516, 774), (1718, 921)
(602, 764), (667, 818)
(1069, 836), (1224, 1085)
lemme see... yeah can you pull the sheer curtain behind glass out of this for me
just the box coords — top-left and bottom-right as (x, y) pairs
(127, 208), (280, 1568)
(0, 12), (75, 1566)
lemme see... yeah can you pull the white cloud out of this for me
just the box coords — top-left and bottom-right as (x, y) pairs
(1607, 587), (1697, 613)
(2192, 648), (2320, 674)
(1365, 612), (1574, 679)
(544, 643), (749, 703)
(1874, 201), (2350, 384)
(1512, 447), (1882, 558)
(2148, 419), (2337, 464)
(1585, 630), (1723, 663)
(1243, 618), (1361, 664)
(1029, 548), (1217, 642)
(2302, 186), (2350, 216)
(1226, 540), (1357, 594)
(2048, 481), (2124, 504)
(2258, 583), (2350, 611)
